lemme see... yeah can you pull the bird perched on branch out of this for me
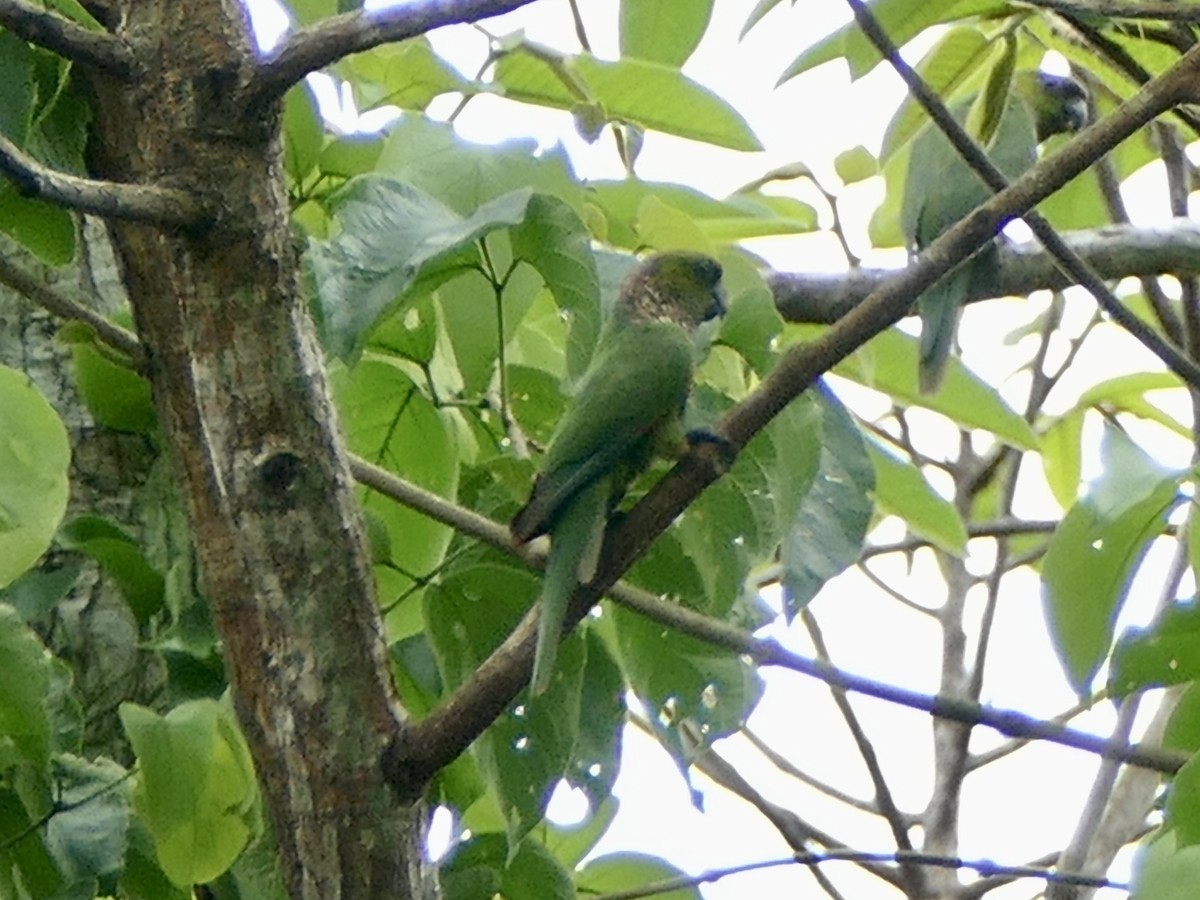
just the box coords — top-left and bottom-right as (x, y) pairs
(511, 252), (726, 694)
(902, 69), (1089, 393)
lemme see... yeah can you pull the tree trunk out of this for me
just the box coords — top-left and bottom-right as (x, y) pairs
(82, 4), (432, 896)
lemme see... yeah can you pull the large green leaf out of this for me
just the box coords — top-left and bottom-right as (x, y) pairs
(307, 177), (536, 359)
(781, 385), (874, 614)
(333, 360), (460, 620)
(59, 517), (165, 623)
(867, 441), (968, 556)
(577, 852), (700, 900)
(1111, 601), (1200, 697)
(620, 0), (714, 67)
(494, 48), (762, 152)
(339, 38), (466, 112)
(0, 365), (71, 589)
(835, 328), (1040, 451)
(120, 699), (260, 887)
(1042, 425), (1182, 695)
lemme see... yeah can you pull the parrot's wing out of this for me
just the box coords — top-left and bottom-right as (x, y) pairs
(918, 263), (973, 393)
(512, 321), (696, 542)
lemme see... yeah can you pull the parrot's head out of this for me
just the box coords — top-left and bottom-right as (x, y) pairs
(619, 252), (726, 329)
(1015, 71), (1089, 143)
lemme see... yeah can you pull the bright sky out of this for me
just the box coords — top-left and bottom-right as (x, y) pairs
(243, 1), (1188, 896)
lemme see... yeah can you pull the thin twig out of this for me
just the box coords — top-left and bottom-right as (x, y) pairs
(250, 0), (542, 108)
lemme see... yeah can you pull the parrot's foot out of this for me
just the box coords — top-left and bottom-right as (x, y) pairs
(687, 429), (737, 473)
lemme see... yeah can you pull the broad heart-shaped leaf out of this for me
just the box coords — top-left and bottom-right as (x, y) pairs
(620, 0), (713, 67)
(0, 604), (53, 771)
(0, 363), (71, 589)
(834, 327), (1039, 451)
(781, 385), (874, 615)
(376, 115), (584, 216)
(494, 47), (762, 152)
(424, 563), (590, 847)
(332, 360), (459, 622)
(1042, 425), (1182, 696)
(867, 441), (968, 556)
(307, 177), (536, 360)
(337, 37), (466, 113)
(1110, 601), (1200, 697)
(578, 852), (700, 900)
(120, 699), (260, 887)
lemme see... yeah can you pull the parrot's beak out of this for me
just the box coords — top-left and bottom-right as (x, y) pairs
(705, 286), (727, 322)
(1065, 97), (1089, 133)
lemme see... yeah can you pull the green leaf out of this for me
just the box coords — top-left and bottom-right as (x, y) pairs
(377, 115), (583, 215)
(838, 328), (1040, 451)
(59, 517), (165, 623)
(0, 364), (71, 589)
(714, 251), (784, 376)
(545, 797), (618, 870)
(283, 83), (323, 184)
(1110, 601), (1200, 696)
(308, 176), (536, 360)
(867, 441), (967, 556)
(0, 187), (75, 265)
(70, 340), (157, 434)
(1043, 425), (1182, 695)
(782, 386), (874, 613)
(1132, 830), (1200, 900)
(0, 605), (53, 770)
(502, 837), (575, 900)
(120, 699), (260, 887)
(589, 179), (815, 251)
(577, 852), (700, 900)
(620, 0), (714, 67)
(1171, 755), (1200, 847)
(339, 38), (467, 112)
(510, 193), (602, 380)
(0, 31), (34, 143)
(334, 361), (460, 610)
(1165, 683), (1200, 753)
(495, 48), (762, 152)
(1041, 410), (1083, 510)
(778, 0), (1007, 83)
(834, 144), (878, 184)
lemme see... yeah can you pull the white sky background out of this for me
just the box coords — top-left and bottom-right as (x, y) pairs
(243, 1), (1197, 896)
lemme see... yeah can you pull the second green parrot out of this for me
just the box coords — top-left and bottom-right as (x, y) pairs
(902, 70), (1088, 393)
(511, 252), (726, 694)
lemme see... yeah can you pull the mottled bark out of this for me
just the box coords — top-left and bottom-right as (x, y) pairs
(82, 4), (433, 897)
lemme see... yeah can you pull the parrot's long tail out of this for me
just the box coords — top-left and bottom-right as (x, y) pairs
(531, 480), (607, 695)
(917, 264), (973, 394)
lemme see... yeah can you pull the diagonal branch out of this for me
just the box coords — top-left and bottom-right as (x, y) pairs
(248, 0), (541, 108)
(0, 0), (139, 78)
(0, 133), (207, 228)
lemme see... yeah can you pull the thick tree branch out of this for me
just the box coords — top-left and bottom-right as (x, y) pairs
(771, 222), (1200, 324)
(0, 133), (207, 228)
(249, 0), (541, 108)
(0, 0), (139, 78)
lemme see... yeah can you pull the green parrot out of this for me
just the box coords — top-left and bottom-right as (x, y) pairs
(511, 252), (726, 694)
(902, 70), (1088, 393)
